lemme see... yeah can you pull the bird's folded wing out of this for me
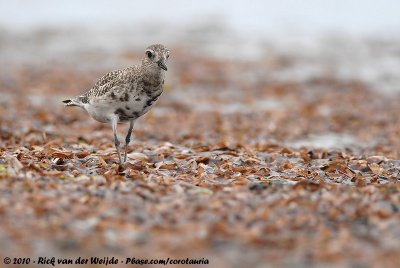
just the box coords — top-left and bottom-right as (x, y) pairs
(82, 69), (125, 100)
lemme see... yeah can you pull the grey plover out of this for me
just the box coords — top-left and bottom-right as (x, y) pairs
(63, 44), (170, 165)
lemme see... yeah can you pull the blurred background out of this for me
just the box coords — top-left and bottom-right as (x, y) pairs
(1, 2), (400, 267)
(0, 0), (400, 152)
(1, 0), (400, 69)
(1, 0), (400, 89)
(2, 0), (400, 35)
(1, 0), (400, 149)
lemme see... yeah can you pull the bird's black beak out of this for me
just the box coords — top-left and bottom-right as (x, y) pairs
(157, 60), (168, 71)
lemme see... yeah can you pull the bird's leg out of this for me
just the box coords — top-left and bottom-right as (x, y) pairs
(111, 116), (122, 165)
(124, 120), (135, 163)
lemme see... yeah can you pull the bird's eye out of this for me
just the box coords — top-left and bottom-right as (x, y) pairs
(166, 54), (169, 59)
(146, 51), (153, 58)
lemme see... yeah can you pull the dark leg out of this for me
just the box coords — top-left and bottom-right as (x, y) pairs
(124, 120), (134, 162)
(111, 116), (122, 165)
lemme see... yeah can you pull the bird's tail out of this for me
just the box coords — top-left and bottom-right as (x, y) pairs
(62, 98), (82, 107)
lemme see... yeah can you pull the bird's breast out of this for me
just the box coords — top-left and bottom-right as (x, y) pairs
(113, 89), (163, 122)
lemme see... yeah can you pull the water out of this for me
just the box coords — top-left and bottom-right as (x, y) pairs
(1, 0), (399, 36)
(288, 133), (360, 150)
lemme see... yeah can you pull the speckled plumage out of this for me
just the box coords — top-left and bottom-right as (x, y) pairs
(63, 44), (170, 165)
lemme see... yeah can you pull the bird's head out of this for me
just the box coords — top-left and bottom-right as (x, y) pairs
(142, 44), (170, 72)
